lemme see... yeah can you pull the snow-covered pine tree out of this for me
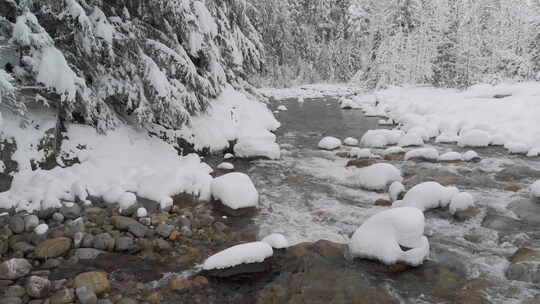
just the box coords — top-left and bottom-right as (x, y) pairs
(3, 0), (264, 130)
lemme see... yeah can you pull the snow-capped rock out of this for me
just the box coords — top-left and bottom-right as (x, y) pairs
(531, 181), (540, 198)
(462, 150), (480, 162)
(211, 173), (259, 210)
(349, 148), (372, 159)
(348, 163), (402, 191)
(382, 146), (405, 156)
(217, 162), (234, 170)
(277, 105), (288, 111)
(435, 132), (458, 143)
(360, 130), (403, 148)
(457, 129), (491, 147)
(261, 233), (289, 249)
(449, 192), (475, 214)
(203, 241), (273, 270)
(136, 207), (148, 218)
(398, 132), (424, 147)
(505, 142), (530, 154)
(389, 181), (405, 202)
(349, 207), (429, 266)
(318, 137), (342, 150)
(404, 148), (439, 162)
(438, 152), (463, 162)
(343, 137), (359, 146)
(393, 182), (459, 212)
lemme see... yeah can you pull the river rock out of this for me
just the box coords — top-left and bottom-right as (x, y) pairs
(76, 286), (97, 304)
(12, 241), (35, 254)
(34, 237), (72, 258)
(115, 237), (135, 252)
(24, 215), (39, 232)
(82, 234), (95, 248)
(52, 212), (64, 223)
(49, 288), (75, 304)
(74, 272), (110, 296)
(8, 216), (24, 234)
(60, 203), (82, 219)
(73, 248), (106, 260)
(0, 258), (32, 279)
(4, 285), (26, 297)
(111, 216), (137, 231)
(506, 248), (540, 283)
(453, 207), (481, 222)
(73, 232), (85, 248)
(155, 224), (174, 238)
(94, 233), (115, 251)
(116, 298), (138, 304)
(65, 218), (85, 235)
(0, 297), (23, 304)
(127, 222), (147, 238)
(26, 275), (51, 298)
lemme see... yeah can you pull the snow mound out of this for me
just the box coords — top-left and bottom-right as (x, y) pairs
(436, 132), (458, 143)
(340, 98), (361, 109)
(404, 148), (439, 161)
(438, 152), (463, 162)
(224, 153), (234, 159)
(360, 130), (403, 148)
(348, 163), (402, 191)
(505, 142), (530, 154)
(398, 132), (424, 147)
(210, 173), (259, 210)
(527, 148), (540, 157)
(349, 207), (429, 266)
(389, 182), (405, 202)
(34, 224), (48, 235)
(277, 105), (288, 111)
(463, 150), (480, 162)
(343, 137), (359, 146)
(350, 148), (372, 159)
(202, 241), (273, 270)
(531, 181), (540, 198)
(217, 162), (234, 170)
(382, 146), (405, 156)
(261, 233), (289, 249)
(393, 182), (459, 212)
(458, 129), (491, 147)
(318, 137), (342, 150)
(234, 137), (281, 160)
(136, 207), (148, 218)
(449, 192), (475, 214)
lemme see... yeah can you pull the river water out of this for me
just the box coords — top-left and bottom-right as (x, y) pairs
(223, 93), (540, 303)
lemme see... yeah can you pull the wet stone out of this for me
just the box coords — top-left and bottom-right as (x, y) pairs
(34, 237), (72, 259)
(74, 272), (110, 295)
(8, 216), (24, 234)
(76, 286), (97, 304)
(24, 215), (39, 232)
(0, 297), (23, 304)
(94, 233), (115, 251)
(115, 237), (135, 252)
(127, 222), (147, 238)
(155, 224), (174, 238)
(4, 285), (26, 297)
(60, 203), (81, 220)
(25, 275), (51, 298)
(49, 288), (75, 304)
(0, 259), (32, 280)
(72, 248), (106, 260)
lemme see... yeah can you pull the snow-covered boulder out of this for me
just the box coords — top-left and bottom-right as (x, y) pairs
(349, 207), (429, 266)
(527, 147), (540, 157)
(211, 173), (259, 211)
(349, 148), (372, 159)
(360, 130), (403, 148)
(217, 162), (234, 170)
(505, 142), (529, 154)
(438, 152), (463, 162)
(234, 138), (281, 160)
(436, 132), (458, 143)
(277, 105), (288, 111)
(457, 129), (491, 147)
(398, 132), (424, 147)
(348, 163), (402, 191)
(343, 137), (359, 146)
(318, 137), (342, 150)
(404, 148), (439, 162)
(449, 192), (475, 214)
(531, 181), (540, 199)
(463, 150), (480, 162)
(224, 153), (234, 159)
(389, 181), (405, 202)
(382, 146), (405, 156)
(393, 182), (459, 212)
(203, 241), (273, 270)
(261, 233), (289, 249)
(340, 98), (360, 109)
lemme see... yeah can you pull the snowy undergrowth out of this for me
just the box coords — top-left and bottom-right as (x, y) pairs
(356, 83), (540, 156)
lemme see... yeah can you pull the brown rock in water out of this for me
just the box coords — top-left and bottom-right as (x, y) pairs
(335, 151), (351, 158)
(110, 216), (138, 231)
(34, 237), (72, 259)
(287, 176), (305, 185)
(73, 271), (110, 295)
(453, 207), (481, 222)
(213, 200), (257, 217)
(509, 248), (540, 264)
(169, 278), (193, 291)
(346, 159), (379, 168)
(503, 184), (521, 192)
(374, 199), (392, 207)
(384, 152), (405, 161)
(432, 176), (458, 185)
(387, 264), (410, 272)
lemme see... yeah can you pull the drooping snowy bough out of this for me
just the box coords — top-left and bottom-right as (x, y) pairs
(349, 207), (429, 266)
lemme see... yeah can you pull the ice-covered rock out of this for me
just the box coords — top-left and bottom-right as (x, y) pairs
(349, 148), (372, 159)
(404, 148), (439, 162)
(261, 233), (289, 249)
(389, 182), (405, 202)
(217, 162), (234, 170)
(318, 137), (342, 150)
(398, 132), (424, 147)
(34, 223), (49, 235)
(203, 241), (273, 270)
(211, 173), (259, 210)
(224, 153), (234, 159)
(393, 182), (459, 212)
(531, 180), (540, 198)
(457, 129), (491, 147)
(449, 192), (475, 214)
(343, 137), (359, 146)
(234, 137), (281, 159)
(349, 207), (429, 266)
(136, 207), (147, 218)
(527, 147), (540, 157)
(438, 152), (463, 162)
(462, 150), (480, 162)
(348, 163), (402, 191)
(340, 98), (360, 109)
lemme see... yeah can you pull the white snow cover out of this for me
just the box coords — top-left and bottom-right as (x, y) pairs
(367, 83), (540, 155)
(360, 129), (403, 148)
(505, 142), (529, 154)
(0, 124), (213, 212)
(217, 162), (234, 170)
(349, 148), (372, 159)
(118, 192), (137, 211)
(393, 182), (459, 212)
(340, 98), (361, 109)
(261, 233), (289, 249)
(382, 146), (405, 156)
(449, 192), (475, 214)
(210, 173), (259, 210)
(277, 105), (288, 111)
(349, 207), (429, 266)
(438, 152), (463, 162)
(202, 241), (273, 270)
(531, 181), (540, 198)
(436, 132), (458, 143)
(343, 137), (359, 146)
(389, 181), (405, 202)
(462, 150), (480, 162)
(404, 148), (439, 161)
(136, 207), (148, 218)
(0, 161), (5, 173)
(348, 163), (402, 191)
(527, 148), (540, 157)
(398, 132), (424, 147)
(259, 85), (359, 101)
(224, 153), (234, 159)
(318, 137), (342, 150)
(34, 223), (48, 235)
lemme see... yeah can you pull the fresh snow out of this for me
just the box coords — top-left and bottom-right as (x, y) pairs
(318, 136), (342, 150)
(531, 181), (540, 198)
(458, 129), (491, 147)
(438, 152), (463, 162)
(389, 182), (405, 202)
(393, 182), (459, 212)
(404, 148), (439, 161)
(348, 163), (402, 191)
(449, 192), (475, 214)
(202, 241), (273, 270)
(277, 105), (288, 111)
(343, 137), (359, 146)
(261, 233), (289, 249)
(398, 132), (424, 147)
(349, 207), (429, 266)
(34, 223), (48, 235)
(360, 129), (403, 148)
(462, 150), (480, 162)
(217, 162), (234, 170)
(210, 173), (259, 210)
(349, 148), (372, 159)
(136, 207), (148, 218)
